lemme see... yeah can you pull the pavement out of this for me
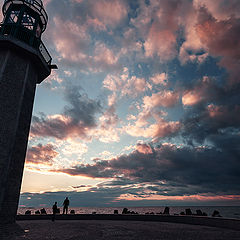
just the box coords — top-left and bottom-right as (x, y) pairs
(1, 220), (240, 240)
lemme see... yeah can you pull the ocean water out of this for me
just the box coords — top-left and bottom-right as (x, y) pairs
(18, 206), (240, 219)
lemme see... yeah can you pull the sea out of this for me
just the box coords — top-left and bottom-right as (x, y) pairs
(18, 206), (240, 219)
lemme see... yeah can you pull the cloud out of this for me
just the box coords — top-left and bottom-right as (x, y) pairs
(182, 91), (202, 106)
(93, 42), (119, 66)
(136, 143), (153, 154)
(26, 144), (58, 165)
(52, 17), (90, 63)
(49, 15), (121, 71)
(91, 0), (128, 27)
(207, 104), (240, 125)
(30, 85), (101, 140)
(178, 0), (240, 72)
(181, 103), (240, 145)
(195, 7), (240, 84)
(14, 0), (240, 206)
(144, 27), (177, 61)
(123, 117), (181, 140)
(150, 73), (168, 86)
(52, 140), (240, 196)
(181, 76), (225, 106)
(103, 68), (148, 98)
(194, 0), (240, 21)
(143, 90), (179, 109)
(92, 105), (120, 143)
(130, 0), (194, 62)
(19, 190), (240, 208)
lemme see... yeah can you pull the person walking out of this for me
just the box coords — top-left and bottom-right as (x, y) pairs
(63, 197), (70, 214)
(52, 202), (58, 221)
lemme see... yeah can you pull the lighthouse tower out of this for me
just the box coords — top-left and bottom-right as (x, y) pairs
(0, 0), (55, 223)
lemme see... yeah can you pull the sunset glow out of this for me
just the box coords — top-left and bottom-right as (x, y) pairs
(1, 0), (238, 207)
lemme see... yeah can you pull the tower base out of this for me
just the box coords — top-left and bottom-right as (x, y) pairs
(0, 38), (50, 223)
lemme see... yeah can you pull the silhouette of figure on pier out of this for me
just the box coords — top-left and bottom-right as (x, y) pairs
(63, 197), (70, 215)
(52, 202), (58, 221)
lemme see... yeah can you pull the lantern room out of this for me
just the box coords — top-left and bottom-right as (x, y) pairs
(1, 0), (48, 45)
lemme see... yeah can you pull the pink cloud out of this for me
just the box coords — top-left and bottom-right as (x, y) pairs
(179, 1), (240, 70)
(71, 0), (84, 3)
(182, 90), (202, 106)
(92, 106), (120, 143)
(207, 104), (225, 118)
(207, 104), (240, 123)
(151, 118), (181, 140)
(52, 17), (90, 63)
(86, 17), (107, 31)
(26, 144), (58, 166)
(196, 7), (240, 84)
(124, 118), (181, 140)
(30, 114), (89, 140)
(194, 0), (240, 21)
(103, 68), (149, 99)
(94, 42), (119, 66)
(144, 27), (177, 61)
(92, 0), (128, 27)
(150, 73), (168, 86)
(51, 17), (120, 71)
(182, 76), (220, 106)
(42, 0), (52, 6)
(143, 90), (179, 109)
(136, 143), (153, 155)
(178, 2), (206, 64)
(138, 0), (192, 62)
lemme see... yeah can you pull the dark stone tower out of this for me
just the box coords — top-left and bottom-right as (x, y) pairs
(0, 0), (55, 223)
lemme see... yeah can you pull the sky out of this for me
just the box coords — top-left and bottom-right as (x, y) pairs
(1, 0), (240, 207)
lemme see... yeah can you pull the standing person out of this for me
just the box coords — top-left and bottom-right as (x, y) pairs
(63, 197), (70, 214)
(52, 202), (58, 222)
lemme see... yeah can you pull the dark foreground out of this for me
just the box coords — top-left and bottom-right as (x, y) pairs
(1, 220), (240, 240)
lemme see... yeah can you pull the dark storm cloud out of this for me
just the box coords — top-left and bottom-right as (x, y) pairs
(30, 85), (101, 139)
(181, 80), (240, 145)
(54, 139), (240, 196)
(63, 85), (101, 126)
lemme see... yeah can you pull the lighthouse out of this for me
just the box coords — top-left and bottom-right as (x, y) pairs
(0, 0), (55, 223)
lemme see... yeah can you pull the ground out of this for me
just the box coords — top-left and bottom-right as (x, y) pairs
(1, 220), (240, 240)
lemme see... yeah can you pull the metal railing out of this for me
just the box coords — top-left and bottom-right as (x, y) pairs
(0, 23), (52, 65)
(3, 0), (48, 31)
(39, 41), (51, 64)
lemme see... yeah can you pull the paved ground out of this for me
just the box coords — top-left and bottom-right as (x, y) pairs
(1, 220), (240, 240)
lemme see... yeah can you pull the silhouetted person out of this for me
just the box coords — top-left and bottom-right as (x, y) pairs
(63, 197), (70, 214)
(52, 202), (58, 221)
(163, 207), (170, 215)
